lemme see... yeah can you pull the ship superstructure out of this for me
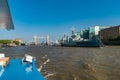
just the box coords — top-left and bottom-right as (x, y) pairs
(61, 26), (109, 47)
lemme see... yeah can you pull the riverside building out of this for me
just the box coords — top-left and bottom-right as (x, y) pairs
(99, 25), (120, 40)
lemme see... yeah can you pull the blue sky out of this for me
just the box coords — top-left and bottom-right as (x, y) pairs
(1, 0), (120, 42)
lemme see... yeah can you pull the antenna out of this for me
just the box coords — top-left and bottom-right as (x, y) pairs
(71, 26), (75, 34)
(71, 26), (75, 31)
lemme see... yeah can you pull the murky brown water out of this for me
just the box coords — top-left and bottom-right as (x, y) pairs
(0, 46), (120, 80)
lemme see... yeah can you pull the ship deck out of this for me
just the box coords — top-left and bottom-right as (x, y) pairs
(0, 59), (44, 80)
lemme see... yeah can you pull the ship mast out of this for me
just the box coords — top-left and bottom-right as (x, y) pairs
(71, 27), (75, 35)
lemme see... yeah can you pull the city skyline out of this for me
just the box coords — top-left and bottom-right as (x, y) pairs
(0, 0), (120, 42)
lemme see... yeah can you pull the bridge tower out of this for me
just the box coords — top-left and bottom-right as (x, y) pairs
(46, 35), (50, 45)
(33, 35), (38, 45)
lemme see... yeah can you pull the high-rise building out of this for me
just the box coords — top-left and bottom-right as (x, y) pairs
(0, 0), (14, 30)
(89, 26), (100, 39)
(89, 26), (109, 39)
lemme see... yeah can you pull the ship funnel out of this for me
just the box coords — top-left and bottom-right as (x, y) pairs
(0, 0), (14, 30)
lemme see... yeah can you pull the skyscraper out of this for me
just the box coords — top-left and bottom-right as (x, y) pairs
(0, 0), (14, 30)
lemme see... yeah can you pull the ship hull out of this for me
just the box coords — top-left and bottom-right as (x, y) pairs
(61, 42), (77, 47)
(61, 39), (101, 47)
(75, 39), (101, 47)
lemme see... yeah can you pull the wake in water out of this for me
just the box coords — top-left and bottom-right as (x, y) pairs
(38, 55), (56, 79)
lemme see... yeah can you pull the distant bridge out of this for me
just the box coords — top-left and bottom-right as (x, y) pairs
(26, 35), (50, 45)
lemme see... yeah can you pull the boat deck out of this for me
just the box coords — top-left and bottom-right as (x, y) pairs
(0, 59), (45, 80)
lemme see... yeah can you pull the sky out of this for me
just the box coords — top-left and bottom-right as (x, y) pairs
(1, 0), (120, 42)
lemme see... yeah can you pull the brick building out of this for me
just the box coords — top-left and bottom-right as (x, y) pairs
(99, 25), (120, 40)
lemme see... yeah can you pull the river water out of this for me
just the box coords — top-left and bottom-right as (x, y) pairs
(0, 46), (120, 80)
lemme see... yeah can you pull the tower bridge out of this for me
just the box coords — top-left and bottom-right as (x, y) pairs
(27, 35), (50, 45)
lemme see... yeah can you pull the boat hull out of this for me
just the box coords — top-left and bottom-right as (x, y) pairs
(0, 59), (45, 80)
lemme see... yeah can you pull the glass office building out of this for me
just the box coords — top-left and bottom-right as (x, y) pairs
(0, 0), (14, 30)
